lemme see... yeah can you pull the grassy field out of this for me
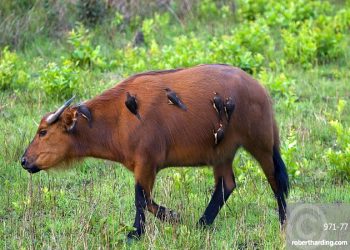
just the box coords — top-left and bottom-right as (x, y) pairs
(1, 0), (350, 249)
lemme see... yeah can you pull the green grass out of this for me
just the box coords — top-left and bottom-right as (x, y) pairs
(1, 0), (350, 249)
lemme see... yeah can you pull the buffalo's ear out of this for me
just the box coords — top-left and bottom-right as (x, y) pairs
(61, 109), (78, 133)
(61, 105), (92, 132)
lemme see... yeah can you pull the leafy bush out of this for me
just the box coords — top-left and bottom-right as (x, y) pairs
(35, 59), (81, 99)
(141, 17), (156, 43)
(67, 23), (106, 69)
(282, 21), (317, 68)
(111, 11), (124, 27)
(333, 8), (350, 33)
(141, 12), (170, 43)
(0, 47), (29, 90)
(237, 0), (332, 27)
(164, 35), (207, 67)
(77, 0), (106, 26)
(259, 69), (297, 106)
(114, 31), (266, 75)
(114, 14), (275, 75)
(281, 0), (332, 25)
(282, 17), (346, 67)
(313, 15), (345, 62)
(326, 100), (350, 183)
(281, 129), (301, 180)
(236, 0), (267, 21)
(231, 18), (274, 56)
(197, 0), (220, 19)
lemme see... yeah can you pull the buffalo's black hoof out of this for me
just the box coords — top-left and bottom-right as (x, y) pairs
(127, 229), (142, 242)
(159, 210), (181, 223)
(197, 217), (209, 228)
(168, 210), (181, 223)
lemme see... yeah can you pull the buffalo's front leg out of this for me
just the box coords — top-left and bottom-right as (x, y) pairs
(127, 183), (148, 239)
(127, 183), (180, 240)
(127, 162), (180, 240)
(198, 162), (236, 226)
(127, 161), (156, 240)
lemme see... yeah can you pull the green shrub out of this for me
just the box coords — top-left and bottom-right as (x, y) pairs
(333, 8), (350, 33)
(198, 0), (220, 19)
(326, 100), (350, 183)
(236, 0), (267, 21)
(313, 15), (345, 62)
(141, 17), (155, 42)
(35, 59), (81, 99)
(282, 17), (346, 67)
(111, 11), (124, 28)
(231, 18), (274, 56)
(114, 31), (265, 75)
(165, 35), (207, 67)
(233, 51), (264, 74)
(282, 21), (317, 68)
(259, 69), (296, 106)
(285, 0), (332, 23)
(141, 12), (170, 42)
(237, 0), (332, 27)
(0, 47), (29, 90)
(77, 0), (106, 26)
(67, 23), (106, 69)
(281, 129), (301, 180)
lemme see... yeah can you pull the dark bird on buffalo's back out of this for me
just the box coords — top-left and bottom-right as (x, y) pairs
(224, 97), (235, 122)
(125, 92), (141, 120)
(165, 88), (187, 111)
(213, 123), (224, 146)
(213, 92), (224, 121)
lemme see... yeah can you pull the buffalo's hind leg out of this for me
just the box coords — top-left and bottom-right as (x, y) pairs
(198, 160), (236, 226)
(246, 146), (289, 227)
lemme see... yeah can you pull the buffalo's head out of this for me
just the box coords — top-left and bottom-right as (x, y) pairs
(21, 97), (91, 173)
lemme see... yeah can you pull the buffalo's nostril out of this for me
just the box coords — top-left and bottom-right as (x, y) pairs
(21, 157), (27, 166)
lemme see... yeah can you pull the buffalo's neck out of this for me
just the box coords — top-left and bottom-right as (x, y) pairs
(74, 89), (124, 163)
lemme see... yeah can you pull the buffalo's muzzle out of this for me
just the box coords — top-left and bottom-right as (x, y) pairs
(21, 157), (27, 166)
(21, 156), (41, 173)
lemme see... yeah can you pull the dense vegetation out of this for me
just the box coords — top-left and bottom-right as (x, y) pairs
(1, 0), (349, 249)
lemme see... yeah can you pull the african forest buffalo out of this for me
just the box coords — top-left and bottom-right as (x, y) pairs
(21, 64), (289, 239)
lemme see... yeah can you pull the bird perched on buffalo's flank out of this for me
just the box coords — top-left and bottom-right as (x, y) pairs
(224, 97), (235, 122)
(125, 92), (141, 120)
(165, 88), (187, 111)
(213, 92), (224, 121)
(213, 123), (224, 146)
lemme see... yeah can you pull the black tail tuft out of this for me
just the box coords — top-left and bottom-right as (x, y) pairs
(273, 145), (290, 224)
(273, 146), (289, 198)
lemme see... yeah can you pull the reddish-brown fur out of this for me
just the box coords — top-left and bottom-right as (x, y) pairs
(23, 64), (287, 234)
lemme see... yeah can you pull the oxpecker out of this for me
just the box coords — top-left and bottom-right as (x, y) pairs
(165, 88), (187, 110)
(224, 97), (235, 122)
(213, 92), (224, 121)
(125, 92), (141, 120)
(214, 124), (224, 145)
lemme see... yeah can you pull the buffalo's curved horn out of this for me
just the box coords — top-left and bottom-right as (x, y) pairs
(46, 96), (76, 125)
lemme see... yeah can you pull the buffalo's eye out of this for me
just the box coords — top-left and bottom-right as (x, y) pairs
(39, 130), (47, 137)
